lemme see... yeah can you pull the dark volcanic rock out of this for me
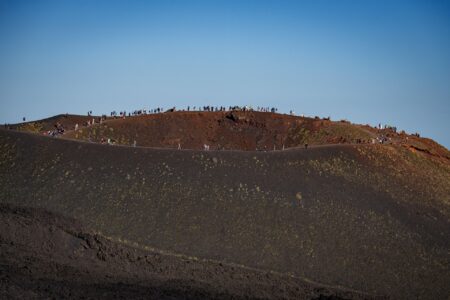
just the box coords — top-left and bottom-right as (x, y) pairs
(0, 128), (449, 299)
(0, 203), (373, 300)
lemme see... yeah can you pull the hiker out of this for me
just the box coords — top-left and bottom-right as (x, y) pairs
(75, 124), (79, 131)
(133, 140), (137, 147)
(178, 143), (181, 150)
(23, 117), (26, 122)
(56, 123), (64, 134)
(304, 143), (308, 149)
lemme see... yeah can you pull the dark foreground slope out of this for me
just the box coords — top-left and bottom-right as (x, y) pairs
(1, 129), (449, 299)
(0, 203), (368, 300)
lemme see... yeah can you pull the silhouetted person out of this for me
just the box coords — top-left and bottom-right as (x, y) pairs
(22, 117), (25, 122)
(304, 143), (308, 149)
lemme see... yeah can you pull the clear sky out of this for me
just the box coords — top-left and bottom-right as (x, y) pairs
(1, 0), (449, 148)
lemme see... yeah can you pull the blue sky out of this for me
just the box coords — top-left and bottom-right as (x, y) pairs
(1, 0), (449, 148)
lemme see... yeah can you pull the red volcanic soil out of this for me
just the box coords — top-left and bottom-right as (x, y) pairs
(0, 203), (375, 300)
(58, 111), (448, 160)
(11, 111), (450, 161)
(63, 111), (377, 150)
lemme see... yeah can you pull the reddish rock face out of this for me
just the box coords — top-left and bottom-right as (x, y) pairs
(14, 111), (445, 161)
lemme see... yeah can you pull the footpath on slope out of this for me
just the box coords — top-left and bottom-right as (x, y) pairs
(0, 128), (449, 299)
(9, 112), (449, 161)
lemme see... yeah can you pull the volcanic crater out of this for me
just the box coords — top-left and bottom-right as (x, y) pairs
(1, 111), (449, 299)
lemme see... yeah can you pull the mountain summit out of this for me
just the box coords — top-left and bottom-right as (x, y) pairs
(1, 110), (449, 299)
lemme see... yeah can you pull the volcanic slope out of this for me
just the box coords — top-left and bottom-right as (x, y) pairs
(9, 114), (93, 133)
(18, 111), (450, 159)
(0, 203), (367, 300)
(0, 129), (449, 299)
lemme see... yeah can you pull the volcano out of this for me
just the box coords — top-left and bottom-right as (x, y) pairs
(1, 111), (449, 299)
